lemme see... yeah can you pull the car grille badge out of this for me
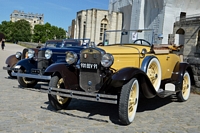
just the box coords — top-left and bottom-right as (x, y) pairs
(84, 53), (87, 59)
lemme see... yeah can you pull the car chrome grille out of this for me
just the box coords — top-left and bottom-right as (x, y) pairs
(37, 50), (50, 70)
(80, 48), (102, 92)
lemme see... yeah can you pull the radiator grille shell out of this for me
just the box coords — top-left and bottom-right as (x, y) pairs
(37, 50), (50, 70)
(80, 48), (102, 92)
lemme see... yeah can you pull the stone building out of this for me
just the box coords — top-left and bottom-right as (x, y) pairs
(173, 14), (200, 90)
(109, 0), (200, 44)
(10, 10), (44, 29)
(70, 8), (122, 44)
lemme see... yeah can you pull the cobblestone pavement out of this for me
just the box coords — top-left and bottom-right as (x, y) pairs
(0, 44), (200, 133)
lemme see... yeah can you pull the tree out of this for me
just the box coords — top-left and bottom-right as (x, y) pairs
(11, 20), (32, 43)
(0, 20), (66, 43)
(32, 24), (45, 43)
(0, 21), (14, 41)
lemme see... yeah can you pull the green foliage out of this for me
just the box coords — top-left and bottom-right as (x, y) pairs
(12, 20), (32, 42)
(0, 20), (66, 43)
(32, 22), (66, 43)
(0, 21), (14, 41)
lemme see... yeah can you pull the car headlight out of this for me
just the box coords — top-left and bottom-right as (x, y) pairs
(66, 51), (78, 65)
(27, 49), (35, 58)
(101, 53), (114, 67)
(45, 49), (53, 59)
(15, 52), (22, 59)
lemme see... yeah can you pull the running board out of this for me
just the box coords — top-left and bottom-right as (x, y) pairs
(157, 90), (176, 98)
(41, 85), (118, 104)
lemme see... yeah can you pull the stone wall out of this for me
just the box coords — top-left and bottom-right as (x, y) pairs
(173, 18), (200, 94)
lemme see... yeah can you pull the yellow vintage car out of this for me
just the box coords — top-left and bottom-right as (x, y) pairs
(41, 29), (194, 125)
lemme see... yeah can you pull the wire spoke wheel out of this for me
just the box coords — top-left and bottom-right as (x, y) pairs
(146, 58), (161, 92)
(48, 75), (71, 110)
(119, 78), (139, 125)
(177, 71), (191, 102)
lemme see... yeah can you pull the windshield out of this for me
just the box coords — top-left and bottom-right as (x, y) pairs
(45, 39), (90, 48)
(103, 29), (154, 46)
(45, 41), (63, 48)
(61, 39), (90, 47)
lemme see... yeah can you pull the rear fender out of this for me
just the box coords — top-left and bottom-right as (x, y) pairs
(5, 54), (19, 67)
(45, 63), (79, 90)
(112, 67), (156, 98)
(171, 62), (195, 91)
(15, 59), (37, 73)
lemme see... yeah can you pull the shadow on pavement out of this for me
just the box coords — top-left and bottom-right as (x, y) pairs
(41, 94), (175, 125)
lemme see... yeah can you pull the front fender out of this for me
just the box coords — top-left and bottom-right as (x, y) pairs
(16, 58), (37, 73)
(5, 54), (19, 67)
(112, 67), (156, 98)
(141, 55), (157, 72)
(45, 63), (79, 90)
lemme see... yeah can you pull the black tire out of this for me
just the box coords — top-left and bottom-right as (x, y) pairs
(176, 71), (191, 102)
(7, 65), (14, 78)
(146, 58), (162, 92)
(119, 78), (139, 125)
(7, 64), (17, 78)
(48, 75), (71, 110)
(17, 69), (38, 88)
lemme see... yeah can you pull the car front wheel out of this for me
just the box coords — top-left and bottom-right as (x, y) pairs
(176, 71), (191, 102)
(17, 69), (38, 88)
(7, 65), (14, 78)
(48, 75), (71, 110)
(146, 57), (161, 92)
(119, 78), (139, 125)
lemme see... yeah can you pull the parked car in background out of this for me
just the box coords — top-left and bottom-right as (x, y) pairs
(2, 46), (42, 78)
(40, 29), (194, 125)
(12, 38), (91, 88)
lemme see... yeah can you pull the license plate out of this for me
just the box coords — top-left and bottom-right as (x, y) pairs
(80, 63), (98, 69)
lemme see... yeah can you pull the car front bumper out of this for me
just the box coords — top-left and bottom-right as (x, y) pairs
(11, 72), (51, 80)
(41, 85), (118, 104)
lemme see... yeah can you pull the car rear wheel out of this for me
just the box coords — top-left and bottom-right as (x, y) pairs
(146, 58), (161, 92)
(48, 75), (71, 110)
(176, 71), (191, 102)
(17, 69), (38, 88)
(119, 78), (139, 125)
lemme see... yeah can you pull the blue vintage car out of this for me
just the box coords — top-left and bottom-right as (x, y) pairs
(2, 45), (43, 78)
(12, 38), (91, 87)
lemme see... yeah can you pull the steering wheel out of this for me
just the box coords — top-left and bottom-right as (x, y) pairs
(133, 39), (151, 46)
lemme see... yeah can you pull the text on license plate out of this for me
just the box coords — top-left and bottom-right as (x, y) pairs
(80, 63), (98, 69)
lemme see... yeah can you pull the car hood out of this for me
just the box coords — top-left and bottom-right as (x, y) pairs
(98, 44), (151, 54)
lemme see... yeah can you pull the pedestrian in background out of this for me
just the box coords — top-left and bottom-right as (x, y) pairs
(1, 39), (5, 50)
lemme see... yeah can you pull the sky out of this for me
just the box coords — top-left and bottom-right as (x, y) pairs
(0, 0), (109, 31)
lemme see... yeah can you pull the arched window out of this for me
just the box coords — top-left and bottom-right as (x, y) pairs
(99, 15), (108, 41)
(175, 28), (185, 45)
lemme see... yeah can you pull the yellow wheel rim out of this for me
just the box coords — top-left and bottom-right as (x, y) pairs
(182, 73), (190, 98)
(147, 62), (159, 88)
(128, 81), (138, 119)
(56, 78), (69, 105)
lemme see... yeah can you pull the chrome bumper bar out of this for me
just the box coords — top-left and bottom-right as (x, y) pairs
(41, 85), (118, 104)
(11, 72), (51, 80)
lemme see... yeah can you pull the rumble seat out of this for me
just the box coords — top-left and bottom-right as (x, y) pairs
(153, 44), (183, 54)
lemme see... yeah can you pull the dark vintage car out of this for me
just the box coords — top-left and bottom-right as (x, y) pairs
(40, 29), (194, 125)
(2, 45), (43, 78)
(11, 38), (90, 88)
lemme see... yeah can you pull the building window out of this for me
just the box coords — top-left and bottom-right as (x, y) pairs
(99, 16), (108, 41)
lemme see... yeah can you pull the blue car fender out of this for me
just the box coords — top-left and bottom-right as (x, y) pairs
(15, 59), (37, 73)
